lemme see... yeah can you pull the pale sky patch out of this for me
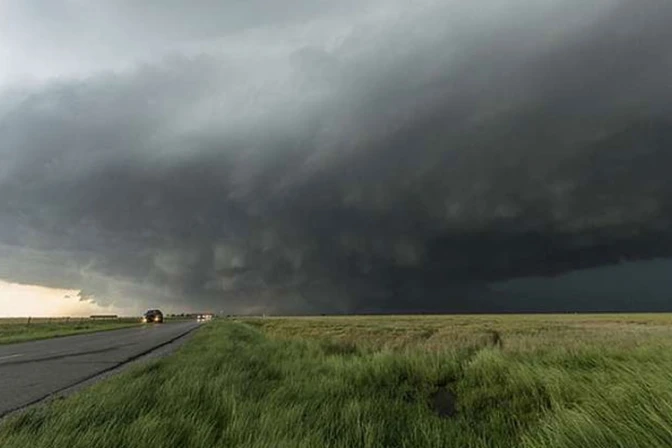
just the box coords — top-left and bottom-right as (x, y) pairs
(0, 280), (135, 317)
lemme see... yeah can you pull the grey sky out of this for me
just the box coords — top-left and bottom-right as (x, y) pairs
(1, 0), (671, 313)
(0, 0), (396, 85)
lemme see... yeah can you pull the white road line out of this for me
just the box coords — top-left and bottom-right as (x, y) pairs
(0, 354), (23, 361)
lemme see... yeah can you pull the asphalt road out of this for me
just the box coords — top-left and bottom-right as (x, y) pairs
(0, 321), (200, 417)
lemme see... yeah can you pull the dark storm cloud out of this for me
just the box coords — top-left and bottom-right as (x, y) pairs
(2, 0), (672, 313)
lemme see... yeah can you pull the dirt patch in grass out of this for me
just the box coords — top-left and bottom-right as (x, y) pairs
(320, 339), (361, 356)
(431, 386), (457, 418)
(485, 329), (504, 349)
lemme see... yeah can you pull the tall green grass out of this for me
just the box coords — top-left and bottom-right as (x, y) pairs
(3, 316), (672, 447)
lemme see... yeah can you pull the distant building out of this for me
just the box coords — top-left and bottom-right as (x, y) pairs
(90, 315), (118, 320)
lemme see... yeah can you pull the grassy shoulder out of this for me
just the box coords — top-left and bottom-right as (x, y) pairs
(2, 315), (672, 447)
(0, 318), (142, 345)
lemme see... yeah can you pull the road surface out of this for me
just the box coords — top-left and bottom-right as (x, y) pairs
(0, 321), (200, 417)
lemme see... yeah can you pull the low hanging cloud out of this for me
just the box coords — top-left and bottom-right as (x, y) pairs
(1, 0), (672, 313)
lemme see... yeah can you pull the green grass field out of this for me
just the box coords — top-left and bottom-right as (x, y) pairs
(3, 314), (672, 447)
(0, 317), (141, 344)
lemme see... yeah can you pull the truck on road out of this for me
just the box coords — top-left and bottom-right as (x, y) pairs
(142, 309), (164, 323)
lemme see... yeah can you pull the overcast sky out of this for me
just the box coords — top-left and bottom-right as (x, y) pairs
(1, 0), (672, 315)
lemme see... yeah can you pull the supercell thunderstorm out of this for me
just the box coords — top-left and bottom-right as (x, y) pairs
(1, 0), (672, 313)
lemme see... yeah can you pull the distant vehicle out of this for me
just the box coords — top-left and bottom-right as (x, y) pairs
(142, 309), (164, 323)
